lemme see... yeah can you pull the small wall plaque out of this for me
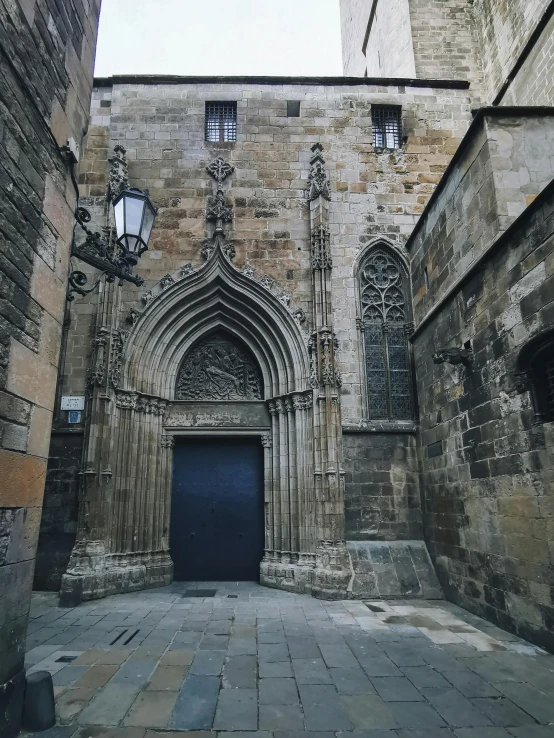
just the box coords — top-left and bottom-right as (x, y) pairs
(61, 396), (85, 411)
(68, 411), (81, 424)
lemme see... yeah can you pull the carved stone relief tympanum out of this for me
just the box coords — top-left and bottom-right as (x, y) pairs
(176, 333), (263, 401)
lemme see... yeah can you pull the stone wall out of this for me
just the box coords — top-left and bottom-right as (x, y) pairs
(33, 432), (82, 590)
(409, 0), (484, 99)
(364, 0), (416, 80)
(473, 0), (552, 104)
(339, 0), (485, 102)
(340, 0), (372, 77)
(411, 111), (554, 330)
(0, 0), (101, 734)
(343, 431), (420, 541)
(409, 110), (554, 651)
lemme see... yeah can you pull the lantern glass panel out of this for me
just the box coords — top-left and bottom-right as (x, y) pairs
(114, 198), (125, 241)
(125, 196), (145, 241)
(141, 204), (156, 247)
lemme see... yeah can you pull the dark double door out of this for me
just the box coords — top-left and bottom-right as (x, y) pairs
(170, 438), (264, 581)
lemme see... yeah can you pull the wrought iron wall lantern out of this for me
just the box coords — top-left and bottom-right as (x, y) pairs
(68, 188), (158, 301)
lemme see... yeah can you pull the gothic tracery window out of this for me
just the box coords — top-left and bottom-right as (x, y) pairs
(359, 246), (414, 420)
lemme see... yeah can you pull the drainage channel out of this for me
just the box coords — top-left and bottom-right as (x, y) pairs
(109, 628), (140, 646)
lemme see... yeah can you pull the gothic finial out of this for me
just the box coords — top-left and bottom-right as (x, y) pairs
(206, 157), (235, 186)
(307, 143), (331, 202)
(107, 144), (129, 203)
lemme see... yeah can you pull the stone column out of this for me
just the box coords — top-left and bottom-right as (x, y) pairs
(306, 144), (351, 599)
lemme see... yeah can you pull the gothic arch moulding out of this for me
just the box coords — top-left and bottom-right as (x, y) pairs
(121, 245), (309, 400)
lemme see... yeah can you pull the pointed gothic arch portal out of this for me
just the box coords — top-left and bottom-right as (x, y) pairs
(171, 331), (266, 581)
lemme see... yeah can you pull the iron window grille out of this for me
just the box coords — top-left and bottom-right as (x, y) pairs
(205, 102), (237, 143)
(359, 246), (414, 421)
(372, 105), (402, 149)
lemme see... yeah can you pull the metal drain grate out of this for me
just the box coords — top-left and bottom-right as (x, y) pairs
(56, 655), (77, 663)
(227, 595), (238, 598)
(183, 589), (217, 598)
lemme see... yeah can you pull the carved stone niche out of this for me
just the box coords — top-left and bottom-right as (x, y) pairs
(176, 332), (263, 401)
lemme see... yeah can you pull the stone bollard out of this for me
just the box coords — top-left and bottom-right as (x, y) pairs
(22, 671), (56, 732)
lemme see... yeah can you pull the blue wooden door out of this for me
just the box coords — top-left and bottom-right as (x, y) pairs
(170, 438), (264, 581)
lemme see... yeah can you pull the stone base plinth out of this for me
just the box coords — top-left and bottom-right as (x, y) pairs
(59, 547), (173, 606)
(346, 540), (443, 599)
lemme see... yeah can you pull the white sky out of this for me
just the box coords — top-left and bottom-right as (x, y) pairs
(94, 0), (343, 78)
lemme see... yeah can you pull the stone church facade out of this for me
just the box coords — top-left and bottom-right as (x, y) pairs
(33, 0), (554, 654)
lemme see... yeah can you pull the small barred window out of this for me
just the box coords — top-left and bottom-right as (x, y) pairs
(205, 102), (237, 142)
(372, 105), (402, 149)
(359, 246), (414, 421)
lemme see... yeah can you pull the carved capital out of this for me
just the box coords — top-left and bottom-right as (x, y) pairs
(115, 391), (138, 410)
(261, 433), (272, 448)
(161, 435), (175, 449)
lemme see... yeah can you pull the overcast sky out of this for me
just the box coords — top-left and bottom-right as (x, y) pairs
(94, 0), (343, 78)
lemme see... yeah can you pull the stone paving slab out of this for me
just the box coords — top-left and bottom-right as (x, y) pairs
(25, 582), (554, 735)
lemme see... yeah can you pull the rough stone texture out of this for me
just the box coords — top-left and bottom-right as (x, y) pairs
(340, 0), (485, 102)
(343, 431), (420, 541)
(473, 0), (551, 103)
(340, 0), (554, 107)
(340, 0), (416, 79)
(408, 0), (485, 99)
(501, 10), (554, 106)
(0, 0), (101, 735)
(411, 111), (554, 330)
(408, 110), (554, 652)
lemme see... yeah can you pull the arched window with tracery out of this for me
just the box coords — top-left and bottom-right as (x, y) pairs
(514, 330), (554, 425)
(358, 245), (414, 421)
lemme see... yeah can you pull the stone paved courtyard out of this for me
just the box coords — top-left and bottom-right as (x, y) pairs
(24, 582), (554, 738)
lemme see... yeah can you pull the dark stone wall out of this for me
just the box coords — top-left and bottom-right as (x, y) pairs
(34, 432), (82, 590)
(413, 178), (554, 653)
(0, 1), (101, 735)
(343, 431), (421, 541)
